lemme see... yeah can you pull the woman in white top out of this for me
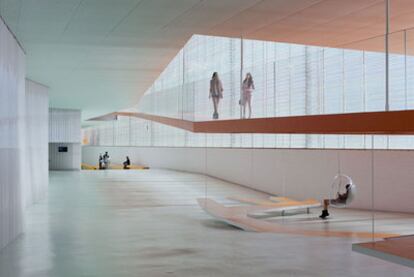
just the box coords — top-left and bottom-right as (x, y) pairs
(240, 73), (255, 119)
(209, 72), (223, 119)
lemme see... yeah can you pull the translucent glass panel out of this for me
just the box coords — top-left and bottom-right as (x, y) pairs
(130, 117), (152, 146)
(114, 116), (130, 146)
(83, 117), (414, 150)
(136, 33), (414, 122)
(82, 33), (414, 150)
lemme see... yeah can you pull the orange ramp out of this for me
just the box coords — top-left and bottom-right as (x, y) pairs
(198, 198), (396, 239)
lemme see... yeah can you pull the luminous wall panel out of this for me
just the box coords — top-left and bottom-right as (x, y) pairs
(0, 17), (25, 251)
(24, 80), (49, 207)
(49, 108), (81, 143)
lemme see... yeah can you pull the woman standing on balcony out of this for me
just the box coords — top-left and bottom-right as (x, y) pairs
(241, 73), (255, 119)
(209, 72), (223, 119)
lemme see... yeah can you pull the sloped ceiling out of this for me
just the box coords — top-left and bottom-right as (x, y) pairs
(1, 0), (414, 120)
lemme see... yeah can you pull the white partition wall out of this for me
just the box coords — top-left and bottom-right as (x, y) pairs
(0, 17), (26, 251)
(24, 80), (49, 207)
(82, 146), (414, 214)
(49, 108), (81, 170)
(49, 143), (81, 170)
(49, 108), (81, 143)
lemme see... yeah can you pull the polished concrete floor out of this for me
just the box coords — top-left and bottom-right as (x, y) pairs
(0, 169), (413, 277)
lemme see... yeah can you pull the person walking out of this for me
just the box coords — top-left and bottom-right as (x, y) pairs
(240, 73), (255, 119)
(209, 72), (223, 119)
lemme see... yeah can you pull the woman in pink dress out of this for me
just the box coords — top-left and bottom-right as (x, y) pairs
(241, 73), (255, 119)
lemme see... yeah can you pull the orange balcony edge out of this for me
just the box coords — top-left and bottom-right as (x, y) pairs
(94, 110), (414, 135)
(118, 112), (195, 132)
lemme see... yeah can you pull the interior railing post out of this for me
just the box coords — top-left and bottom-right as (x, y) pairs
(240, 36), (244, 119)
(385, 0), (390, 111)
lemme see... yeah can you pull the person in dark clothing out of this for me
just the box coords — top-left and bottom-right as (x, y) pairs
(99, 154), (103, 170)
(123, 156), (131, 169)
(320, 184), (354, 219)
(103, 152), (110, 169)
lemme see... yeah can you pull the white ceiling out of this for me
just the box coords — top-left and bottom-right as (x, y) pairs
(1, 0), (414, 121)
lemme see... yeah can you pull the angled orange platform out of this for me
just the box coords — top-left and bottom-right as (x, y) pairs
(227, 196), (321, 215)
(109, 164), (149, 170)
(81, 163), (98, 170)
(198, 198), (396, 239)
(81, 163), (149, 170)
(353, 235), (414, 268)
(90, 110), (414, 135)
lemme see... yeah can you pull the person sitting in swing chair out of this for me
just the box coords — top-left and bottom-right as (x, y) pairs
(320, 183), (355, 219)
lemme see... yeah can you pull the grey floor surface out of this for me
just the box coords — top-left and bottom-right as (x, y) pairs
(0, 169), (413, 277)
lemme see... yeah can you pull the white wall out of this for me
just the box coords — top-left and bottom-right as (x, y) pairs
(49, 108), (81, 170)
(49, 143), (81, 170)
(49, 108), (81, 143)
(83, 146), (414, 213)
(0, 16), (26, 251)
(24, 80), (49, 207)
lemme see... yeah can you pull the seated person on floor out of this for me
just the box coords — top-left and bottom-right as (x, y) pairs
(123, 156), (131, 169)
(320, 184), (355, 219)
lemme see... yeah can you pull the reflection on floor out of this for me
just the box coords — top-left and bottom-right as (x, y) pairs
(0, 169), (413, 276)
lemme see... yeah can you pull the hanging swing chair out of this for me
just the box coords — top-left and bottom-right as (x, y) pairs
(329, 174), (356, 208)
